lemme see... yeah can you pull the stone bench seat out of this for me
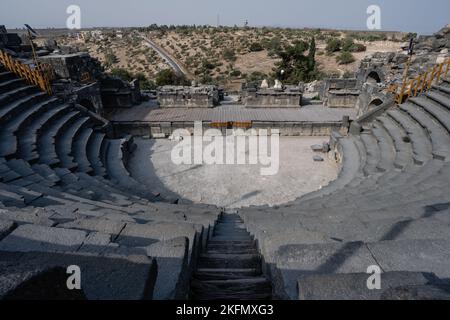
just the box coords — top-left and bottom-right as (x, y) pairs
(387, 109), (433, 165)
(0, 78), (24, 94)
(86, 131), (108, 177)
(359, 133), (381, 176)
(18, 104), (71, 163)
(376, 116), (414, 169)
(0, 91), (47, 125)
(0, 85), (40, 108)
(0, 71), (15, 83)
(38, 111), (81, 167)
(74, 127), (95, 174)
(271, 239), (450, 299)
(399, 102), (450, 160)
(0, 249), (157, 300)
(57, 116), (92, 170)
(412, 94), (450, 134)
(105, 139), (162, 202)
(370, 122), (396, 172)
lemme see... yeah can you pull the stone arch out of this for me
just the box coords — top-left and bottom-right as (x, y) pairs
(366, 71), (382, 84)
(368, 98), (384, 110)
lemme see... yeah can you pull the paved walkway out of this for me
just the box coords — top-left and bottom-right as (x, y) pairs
(110, 104), (357, 123)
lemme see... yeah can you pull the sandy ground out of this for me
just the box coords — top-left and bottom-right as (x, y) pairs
(128, 136), (339, 208)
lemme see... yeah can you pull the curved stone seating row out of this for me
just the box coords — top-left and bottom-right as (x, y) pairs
(239, 79), (450, 299)
(0, 65), (221, 299)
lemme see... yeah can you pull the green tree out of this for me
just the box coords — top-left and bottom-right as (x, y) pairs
(135, 73), (156, 90)
(110, 68), (132, 82)
(155, 69), (188, 86)
(274, 40), (318, 83)
(307, 37), (316, 70)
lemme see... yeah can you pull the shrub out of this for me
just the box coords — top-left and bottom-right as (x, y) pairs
(336, 51), (355, 64)
(155, 69), (188, 86)
(249, 42), (264, 52)
(110, 68), (132, 81)
(222, 48), (236, 62)
(104, 51), (118, 67)
(326, 38), (341, 54)
(230, 69), (241, 77)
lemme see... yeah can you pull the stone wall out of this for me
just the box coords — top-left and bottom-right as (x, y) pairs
(158, 85), (219, 108)
(38, 52), (103, 82)
(321, 78), (360, 108)
(100, 76), (142, 109)
(111, 120), (348, 138)
(244, 89), (302, 108)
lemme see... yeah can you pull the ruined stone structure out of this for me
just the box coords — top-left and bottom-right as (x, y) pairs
(321, 78), (360, 108)
(158, 85), (219, 108)
(0, 25), (22, 51)
(38, 52), (141, 114)
(244, 84), (303, 108)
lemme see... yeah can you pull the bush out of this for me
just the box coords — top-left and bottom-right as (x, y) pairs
(342, 37), (366, 52)
(229, 69), (241, 77)
(336, 51), (355, 65)
(104, 51), (118, 67)
(110, 68), (132, 82)
(155, 69), (188, 86)
(326, 38), (341, 54)
(222, 48), (236, 62)
(135, 73), (156, 90)
(249, 42), (264, 52)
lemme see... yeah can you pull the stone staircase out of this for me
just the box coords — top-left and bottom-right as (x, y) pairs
(190, 213), (272, 300)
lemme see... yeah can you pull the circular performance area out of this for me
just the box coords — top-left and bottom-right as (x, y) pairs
(129, 136), (338, 208)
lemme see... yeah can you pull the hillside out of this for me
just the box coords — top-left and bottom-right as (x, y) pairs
(58, 26), (407, 89)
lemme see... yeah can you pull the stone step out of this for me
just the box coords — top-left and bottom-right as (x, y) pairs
(0, 85), (40, 107)
(86, 131), (107, 177)
(0, 78), (24, 94)
(0, 91), (47, 125)
(387, 109), (433, 165)
(194, 268), (260, 281)
(371, 122), (396, 172)
(411, 95), (450, 133)
(57, 116), (91, 170)
(18, 104), (70, 163)
(190, 278), (272, 300)
(39, 111), (81, 166)
(74, 127), (95, 174)
(376, 117), (413, 170)
(400, 102), (450, 160)
(198, 253), (261, 269)
(0, 71), (15, 83)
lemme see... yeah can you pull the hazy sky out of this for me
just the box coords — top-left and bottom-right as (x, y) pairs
(1, 0), (449, 34)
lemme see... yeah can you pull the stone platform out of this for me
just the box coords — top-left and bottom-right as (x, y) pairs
(109, 104), (356, 137)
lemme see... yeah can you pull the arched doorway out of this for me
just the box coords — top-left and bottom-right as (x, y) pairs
(366, 71), (381, 84)
(368, 98), (384, 110)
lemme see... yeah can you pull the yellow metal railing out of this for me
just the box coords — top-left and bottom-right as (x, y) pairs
(388, 58), (450, 105)
(0, 50), (53, 95)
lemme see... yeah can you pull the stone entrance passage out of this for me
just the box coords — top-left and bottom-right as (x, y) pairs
(190, 213), (272, 300)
